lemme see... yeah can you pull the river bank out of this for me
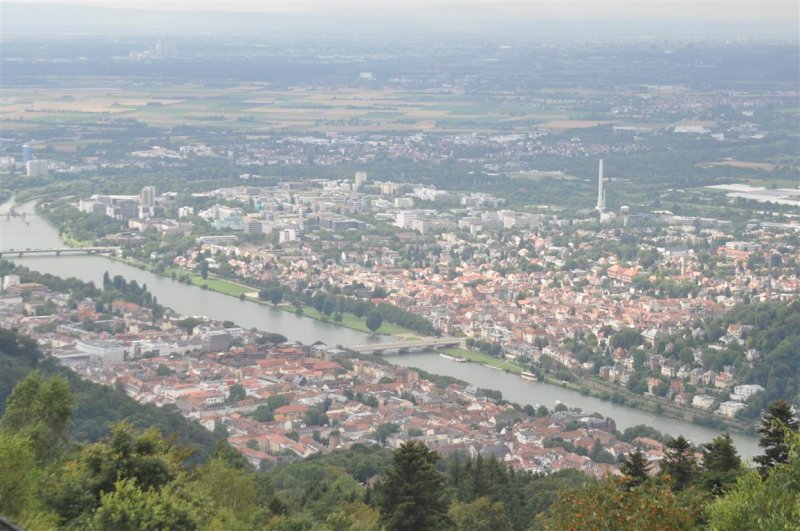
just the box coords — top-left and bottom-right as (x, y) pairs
(106, 255), (416, 338)
(30, 199), (419, 339)
(391, 352), (761, 457)
(440, 347), (753, 436)
(4, 200), (384, 347)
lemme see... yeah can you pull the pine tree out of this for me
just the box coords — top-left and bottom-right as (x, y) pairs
(377, 441), (451, 530)
(702, 433), (741, 473)
(700, 433), (742, 495)
(754, 400), (800, 476)
(620, 448), (651, 488)
(661, 435), (698, 490)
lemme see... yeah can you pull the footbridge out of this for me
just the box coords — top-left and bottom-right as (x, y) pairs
(348, 337), (463, 354)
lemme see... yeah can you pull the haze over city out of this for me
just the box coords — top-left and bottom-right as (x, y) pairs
(3, 1), (799, 38)
(0, 1), (799, 529)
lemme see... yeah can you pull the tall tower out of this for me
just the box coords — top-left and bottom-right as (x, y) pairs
(596, 159), (606, 212)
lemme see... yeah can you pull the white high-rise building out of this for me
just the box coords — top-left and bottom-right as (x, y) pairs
(354, 171), (367, 190)
(279, 228), (297, 243)
(2, 275), (21, 290)
(596, 159), (606, 212)
(140, 185), (156, 208)
(394, 210), (419, 229)
(178, 206), (194, 218)
(25, 160), (49, 177)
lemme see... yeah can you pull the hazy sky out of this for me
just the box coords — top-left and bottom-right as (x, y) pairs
(3, 1), (798, 38)
(7, 0), (799, 20)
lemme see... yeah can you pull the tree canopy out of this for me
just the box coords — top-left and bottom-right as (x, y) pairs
(377, 441), (451, 530)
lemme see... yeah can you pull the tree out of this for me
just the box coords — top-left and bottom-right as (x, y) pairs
(156, 364), (174, 377)
(754, 400), (800, 476)
(192, 457), (270, 527)
(227, 384), (246, 403)
(259, 286), (284, 306)
(537, 476), (700, 531)
(661, 436), (698, 491)
(377, 441), (451, 531)
(267, 287), (283, 305)
(372, 423), (400, 446)
(304, 407), (329, 427)
(324, 503), (380, 531)
(610, 329), (643, 350)
(322, 297), (336, 317)
(700, 433), (742, 495)
(45, 422), (186, 524)
(267, 394), (292, 410)
(1, 371), (75, 462)
(449, 497), (512, 531)
(175, 317), (201, 335)
(198, 259), (209, 280)
(0, 433), (40, 521)
(366, 310), (383, 334)
(706, 430), (800, 530)
(89, 478), (196, 531)
(619, 449), (651, 489)
(251, 405), (274, 423)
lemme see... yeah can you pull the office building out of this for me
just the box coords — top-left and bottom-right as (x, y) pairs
(354, 171), (367, 190)
(26, 159), (49, 177)
(140, 186), (156, 208)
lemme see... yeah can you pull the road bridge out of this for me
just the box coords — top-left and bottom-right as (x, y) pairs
(348, 337), (463, 354)
(0, 247), (120, 257)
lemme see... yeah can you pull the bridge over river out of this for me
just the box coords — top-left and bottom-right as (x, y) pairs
(348, 337), (463, 354)
(0, 246), (120, 257)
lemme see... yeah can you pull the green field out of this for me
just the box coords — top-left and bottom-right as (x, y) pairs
(112, 257), (256, 298)
(442, 348), (523, 374)
(288, 305), (414, 336)
(186, 275), (253, 297)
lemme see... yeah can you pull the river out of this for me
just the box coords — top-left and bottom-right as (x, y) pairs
(1, 200), (760, 456)
(388, 353), (760, 456)
(0, 200), (384, 348)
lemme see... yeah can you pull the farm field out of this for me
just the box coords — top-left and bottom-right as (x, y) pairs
(0, 82), (583, 134)
(701, 160), (777, 171)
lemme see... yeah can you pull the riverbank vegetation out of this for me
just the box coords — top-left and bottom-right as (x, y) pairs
(109, 254), (418, 336)
(0, 260), (165, 322)
(290, 304), (410, 336)
(440, 343), (753, 434)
